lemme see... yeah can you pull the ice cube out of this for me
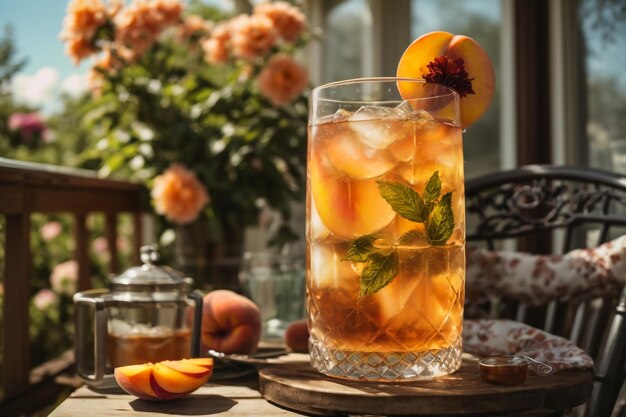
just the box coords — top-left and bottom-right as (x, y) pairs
(316, 108), (352, 125)
(348, 106), (411, 149)
(309, 244), (357, 288)
(372, 271), (422, 325)
(324, 128), (396, 179)
(395, 101), (436, 120)
(394, 101), (416, 116)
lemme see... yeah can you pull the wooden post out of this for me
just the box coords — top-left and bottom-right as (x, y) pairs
(73, 214), (90, 291)
(514, 0), (552, 258)
(514, 0), (552, 166)
(2, 213), (31, 398)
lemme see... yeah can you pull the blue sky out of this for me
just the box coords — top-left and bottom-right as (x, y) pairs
(0, 1), (88, 79)
(0, 0), (91, 112)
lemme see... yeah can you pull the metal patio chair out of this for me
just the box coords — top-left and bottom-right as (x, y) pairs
(465, 164), (626, 417)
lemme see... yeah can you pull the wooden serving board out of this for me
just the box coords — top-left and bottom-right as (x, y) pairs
(258, 354), (592, 416)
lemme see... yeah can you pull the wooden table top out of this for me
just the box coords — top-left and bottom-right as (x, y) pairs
(49, 353), (593, 417)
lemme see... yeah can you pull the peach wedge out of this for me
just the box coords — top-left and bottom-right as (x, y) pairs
(114, 358), (214, 401)
(309, 149), (395, 239)
(397, 31), (495, 128)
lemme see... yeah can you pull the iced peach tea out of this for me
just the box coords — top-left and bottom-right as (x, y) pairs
(307, 85), (465, 381)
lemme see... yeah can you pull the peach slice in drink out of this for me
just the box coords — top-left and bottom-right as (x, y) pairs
(309, 148), (395, 239)
(309, 198), (331, 240)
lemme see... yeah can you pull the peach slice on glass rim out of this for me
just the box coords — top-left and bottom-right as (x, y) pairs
(396, 31), (495, 129)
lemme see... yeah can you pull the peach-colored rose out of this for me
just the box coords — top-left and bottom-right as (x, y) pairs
(254, 1), (306, 43)
(65, 37), (98, 65)
(115, 5), (157, 58)
(178, 15), (212, 41)
(257, 54), (308, 106)
(40, 221), (62, 242)
(152, 0), (183, 27)
(50, 261), (78, 296)
(61, 0), (108, 64)
(211, 22), (231, 42)
(201, 37), (229, 65)
(151, 164), (209, 224)
(107, 0), (124, 18)
(33, 289), (59, 311)
(114, 0), (183, 61)
(230, 14), (277, 60)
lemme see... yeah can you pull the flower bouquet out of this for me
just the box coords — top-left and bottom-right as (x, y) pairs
(60, 0), (310, 289)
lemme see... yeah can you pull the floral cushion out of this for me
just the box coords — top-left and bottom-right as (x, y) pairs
(463, 319), (594, 370)
(466, 234), (626, 305)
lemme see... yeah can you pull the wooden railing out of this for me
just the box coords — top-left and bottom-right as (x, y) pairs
(0, 157), (145, 409)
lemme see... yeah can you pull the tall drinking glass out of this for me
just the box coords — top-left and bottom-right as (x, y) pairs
(306, 78), (465, 381)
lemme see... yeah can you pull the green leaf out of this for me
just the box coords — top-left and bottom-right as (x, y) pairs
(376, 180), (429, 223)
(427, 192), (455, 246)
(398, 230), (429, 246)
(359, 251), (400, 298)
(343, 234), (378, 262)
(423, 171), (441, 202)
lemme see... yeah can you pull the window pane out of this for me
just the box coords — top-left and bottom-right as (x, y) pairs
(581, 0), (626, 172)
(323, 0), (371, 84)
(411, 0), (502, 179)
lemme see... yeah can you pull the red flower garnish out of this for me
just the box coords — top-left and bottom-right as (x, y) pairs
(422, 55), (475, 98)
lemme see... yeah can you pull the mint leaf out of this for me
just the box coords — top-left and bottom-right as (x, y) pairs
(398, 230), (429, 246)
(343, 234), (378, 262)
(427, 192), (455, 246)
(344, 171), (456, 298)
(376, 180), (429, 222)
(423, 171), (441, 202)
(359, 251), (400, 298)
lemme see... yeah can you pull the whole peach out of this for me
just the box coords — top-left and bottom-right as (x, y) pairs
(285, 319), (309, 353)
(200, 290), (261, 355)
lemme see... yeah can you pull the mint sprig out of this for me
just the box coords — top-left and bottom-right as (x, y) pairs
(359, 252), (400, 297)
(344, 171), (456, 298)
(375, 180), (430, 223)
(343, 234), (378, 262)
(427, 192), (455, 246)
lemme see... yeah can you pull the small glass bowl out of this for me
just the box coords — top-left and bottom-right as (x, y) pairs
(478, 355), (529, 385)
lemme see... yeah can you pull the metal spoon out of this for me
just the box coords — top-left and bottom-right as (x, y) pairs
(518, 355), (556, 376)
(207, 348), (290, 366)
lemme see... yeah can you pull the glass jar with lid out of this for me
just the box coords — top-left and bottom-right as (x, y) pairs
(74, 245), (203, 387)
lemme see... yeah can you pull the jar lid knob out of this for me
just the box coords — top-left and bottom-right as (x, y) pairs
(140, 245), (160, 265)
